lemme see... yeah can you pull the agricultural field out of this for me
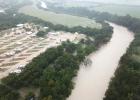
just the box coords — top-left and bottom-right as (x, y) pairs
(59, 1), (140, 19)
(92, 4), (140, 18)
(19, 6), (101, 28)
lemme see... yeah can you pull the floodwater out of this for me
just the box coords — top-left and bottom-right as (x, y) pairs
(67, 23), (134, 100)
(40, 1), (47, 9)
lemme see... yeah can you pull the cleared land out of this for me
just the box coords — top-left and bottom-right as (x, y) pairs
(19, 6), (101, 28)
(0, 26), (85, 79)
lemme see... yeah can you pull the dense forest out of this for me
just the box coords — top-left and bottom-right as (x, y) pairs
(0, 40), (100, 100)
(46, 4), (140, 100)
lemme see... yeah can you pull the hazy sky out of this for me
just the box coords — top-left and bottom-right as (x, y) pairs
(77, 0), (140, 5)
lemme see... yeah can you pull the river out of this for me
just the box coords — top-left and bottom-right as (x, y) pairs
(40, 1), (48, 9)
(67, 23), (134, 100)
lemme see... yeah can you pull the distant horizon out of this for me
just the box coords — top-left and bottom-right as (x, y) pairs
(59, 0), (140, 6)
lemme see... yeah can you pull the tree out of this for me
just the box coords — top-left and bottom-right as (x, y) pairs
(25, 92), (35, 100)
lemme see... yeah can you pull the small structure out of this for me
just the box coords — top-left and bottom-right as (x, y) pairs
(75, 32), (79, 35)
(16, 24), (24, 27)
(10, 69), (21, 74)
(48, 32), (59, 36)
(16, 64), (25, 69)
(14, 48), (22, 53)
(16, 42), (22, 45)
(26, 32), (33, 35)
(5, 51), (15, 56)
(31, 34), (36, 37)
(44, 27), (49, 29)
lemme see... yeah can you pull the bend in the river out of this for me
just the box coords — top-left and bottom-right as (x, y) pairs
(67, 23), (134, 100)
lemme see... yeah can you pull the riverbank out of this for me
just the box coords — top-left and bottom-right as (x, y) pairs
(67, 23), (134, 100)
(104, 21), (140, 100)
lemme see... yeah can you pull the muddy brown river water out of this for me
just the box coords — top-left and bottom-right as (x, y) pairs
(67, 23), (134, 100)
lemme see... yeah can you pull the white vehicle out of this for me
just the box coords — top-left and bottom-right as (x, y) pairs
(16, 24), (24, 27)
(16, 64), (26, 69)
(5, 51), (15, 56)
(27, 32), (32, 35)
(31, 34), (36, 37)
(75, 32), (79, 35)
(39, 37), (44, 40)
(48, 32), (59, 36)
(10, 69), (21, 74)
(44, 27), (49, 29)
(16, 42), (22, 45)
(14, 48), (22, 53)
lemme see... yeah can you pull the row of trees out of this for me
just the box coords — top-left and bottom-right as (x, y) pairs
(104, 27), (140, 100)
(48, 5), (140, 33)
(0, 8), (113, 46)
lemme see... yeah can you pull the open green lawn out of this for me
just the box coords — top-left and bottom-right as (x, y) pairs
(93, 4), (140, 18)
(19, 6), (101, 28)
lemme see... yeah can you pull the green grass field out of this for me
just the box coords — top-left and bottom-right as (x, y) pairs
(93, 4), (140, 18)
(61, 1), (140, 19)
(19, 6), (101, 28)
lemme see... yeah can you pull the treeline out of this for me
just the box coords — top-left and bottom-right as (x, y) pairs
(46, 5), (140, 100)
(0, 9), (112, 47)
(47, 5), (140, 33)
(1, 41), (96, 100)
(104, 28), (140, 100)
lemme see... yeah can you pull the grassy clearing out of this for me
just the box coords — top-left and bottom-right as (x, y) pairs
(19, 6), (101, 28)
(93, 4), (140, 18)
